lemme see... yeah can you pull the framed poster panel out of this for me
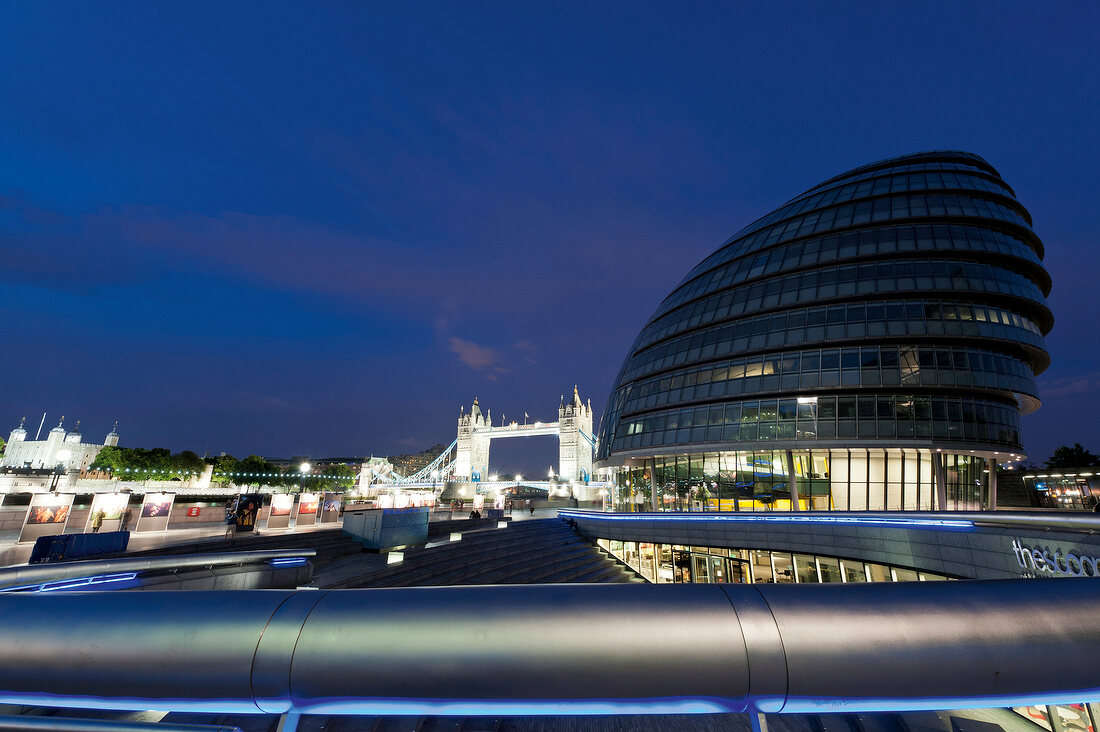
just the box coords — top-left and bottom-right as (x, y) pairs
(84, 492), (129, 534)
(320, 492), (342, 524)
(266, 493), (294, 530)
(296, 493), (319, 527)
(135, 493), (175, 533)
(18, 493), (75, 544)
(234, 493), (262, 533)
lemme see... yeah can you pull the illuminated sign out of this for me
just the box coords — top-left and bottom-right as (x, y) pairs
(1011, 539), (1100, 577)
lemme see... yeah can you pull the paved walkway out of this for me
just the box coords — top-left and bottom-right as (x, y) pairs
(0, 520), (345, 568)
(0, 507), (572, 568)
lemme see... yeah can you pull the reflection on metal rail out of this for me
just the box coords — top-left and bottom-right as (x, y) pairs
(0, 549), (316, 592)
(0, 715), (242, 731)
(0, 580), (1097, 716)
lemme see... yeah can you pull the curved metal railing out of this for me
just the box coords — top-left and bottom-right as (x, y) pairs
(0, 549), (316, 592)
(0, 580), (1096, 715)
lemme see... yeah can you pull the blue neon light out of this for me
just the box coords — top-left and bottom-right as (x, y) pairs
(292, 695), (743, 716)
(558, 510), (973, 530)
(0, 572), (142, 593)
(269, 557), (309, 567)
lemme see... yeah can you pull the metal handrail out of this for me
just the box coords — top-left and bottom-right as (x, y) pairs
(0, 549), (316, 591)
(0, 580), (1096, 716)
(558, 508), (1100, 533)
(0, 715), (241, 732)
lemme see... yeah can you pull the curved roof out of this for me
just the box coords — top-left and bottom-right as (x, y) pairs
(596, 151), (1052, 466)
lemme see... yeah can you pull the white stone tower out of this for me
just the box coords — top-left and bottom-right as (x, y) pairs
(104, 421), (119, 447)
(7, 417), (27, 449)
(455, 398), (491, 480)
(558, 386), (594, 481)
(65, 419), (82, 444)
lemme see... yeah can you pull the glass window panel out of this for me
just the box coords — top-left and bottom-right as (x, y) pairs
(866, 563), (891, 582)
(793, 554), (819, 583)
(817, 556), (842, 583)
(751, 550), (773, 583)
(841, 560), (867, 583)
(771, 552), (795, 583)
(891, 567), (919, 582)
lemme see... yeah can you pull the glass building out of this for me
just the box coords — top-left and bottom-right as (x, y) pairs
(595, 151), (1052, 512)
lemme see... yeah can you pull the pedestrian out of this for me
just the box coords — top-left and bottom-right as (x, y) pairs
(120, 508), (133, 532)
(526, 499), (533, 515)
(90, 509), (104, 533)
(224, 499), (237, 539)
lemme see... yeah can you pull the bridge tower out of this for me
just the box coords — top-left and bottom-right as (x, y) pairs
(558, 386), (593, 481)
(455, 398), (491, 481)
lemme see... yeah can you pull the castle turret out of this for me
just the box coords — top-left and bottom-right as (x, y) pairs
(104, 420), (119, 447)
(65, 419), (83, 444)
(46, 417), (66, 448)
(8, 417), (27, 446)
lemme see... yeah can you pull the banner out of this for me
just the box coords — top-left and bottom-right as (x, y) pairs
(84, 492), (129, 534)
(320, 492), (342, 524)
(234, 494), (263, 532)
(18, 493), (75, 544)
(135, 493), (175, 533)
(296, 493), (319, 527)
(266, 493), (294, 530)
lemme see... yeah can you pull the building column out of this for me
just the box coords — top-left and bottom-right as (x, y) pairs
(933, 453), (948, 511)
(649, 458), (660, 512)
(785, 450), (803, 511)
(987, 457), (998, 512)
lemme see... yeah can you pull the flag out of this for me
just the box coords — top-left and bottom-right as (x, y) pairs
(524, 412), (529, 419)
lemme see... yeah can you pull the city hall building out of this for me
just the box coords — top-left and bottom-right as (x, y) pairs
(595, 151), (1050, 514)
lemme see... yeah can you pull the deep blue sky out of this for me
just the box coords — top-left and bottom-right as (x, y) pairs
(1, 3), (1098, 472)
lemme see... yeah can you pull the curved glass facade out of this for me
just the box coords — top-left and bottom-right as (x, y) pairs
(596, 151), (1052, 512)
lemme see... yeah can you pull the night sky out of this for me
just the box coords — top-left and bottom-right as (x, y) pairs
(2, 3), (1098, 473)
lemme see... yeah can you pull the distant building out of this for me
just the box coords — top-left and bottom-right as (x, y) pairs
(389, 444), (449, 477)
(2, 417), (118, 473)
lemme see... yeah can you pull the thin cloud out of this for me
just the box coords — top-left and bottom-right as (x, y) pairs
(1039, 374), (1100, 398)
(448, 336), (503, 372)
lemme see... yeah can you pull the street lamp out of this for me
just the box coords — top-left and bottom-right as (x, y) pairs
(299, 462), (311, 494)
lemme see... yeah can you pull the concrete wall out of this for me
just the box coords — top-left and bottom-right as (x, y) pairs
(565, 511), (1100, 580)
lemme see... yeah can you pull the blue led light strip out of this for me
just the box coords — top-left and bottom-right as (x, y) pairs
(269, 557), (309, 566)
(0, 572), (141, 593)
(558, 510), (973, 530)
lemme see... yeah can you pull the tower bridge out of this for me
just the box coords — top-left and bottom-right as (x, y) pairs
(381, 387), (597, 490)
(455, 386), (594, 483)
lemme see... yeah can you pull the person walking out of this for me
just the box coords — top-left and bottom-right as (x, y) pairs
(120, 507), (133, 532)
(224, 499), (237, 539)
(90, 509), (104, 533)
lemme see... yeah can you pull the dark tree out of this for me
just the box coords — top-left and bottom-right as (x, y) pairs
(1044, 444), (1100, 469)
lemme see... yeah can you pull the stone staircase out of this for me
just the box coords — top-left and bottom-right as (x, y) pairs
(323, 518), (642, 588)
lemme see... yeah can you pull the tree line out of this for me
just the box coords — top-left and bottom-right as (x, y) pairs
(89, 447), (357, 488)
